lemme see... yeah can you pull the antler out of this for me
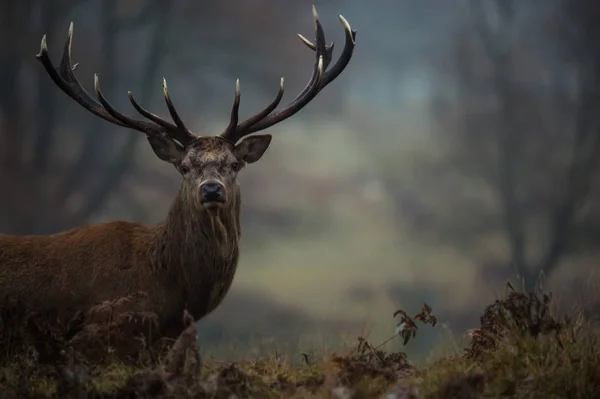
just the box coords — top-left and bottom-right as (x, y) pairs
(37, 6), (356, 148)
(220, 5), (357, 144)
(36, 23), (197, 147)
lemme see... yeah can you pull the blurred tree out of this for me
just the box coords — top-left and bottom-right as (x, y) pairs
(0, 0), (172, 234)
(398, 0), (600, 291)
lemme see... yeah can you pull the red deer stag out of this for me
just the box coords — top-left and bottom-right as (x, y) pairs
(0, 7), (356, 338)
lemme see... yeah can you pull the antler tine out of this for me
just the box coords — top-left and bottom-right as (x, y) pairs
(162, 78), (197, 144)
(220, 77), (285, 143)
(300, 14), (357, 88)
(36, 23), (129, 128)
(127, 90), (177, 132)
(220, 5), (356, 143)
(220, 6), (326, 143)
(93, 73), (163, 134)
(223, 79), (241, 137)
(37, 22), (196, 145)
(127, 79), (198, 146)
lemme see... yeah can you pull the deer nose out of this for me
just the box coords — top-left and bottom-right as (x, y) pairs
(200, 182), (225, 203)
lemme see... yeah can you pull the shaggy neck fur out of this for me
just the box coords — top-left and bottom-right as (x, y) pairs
(154, 183), (242, 319)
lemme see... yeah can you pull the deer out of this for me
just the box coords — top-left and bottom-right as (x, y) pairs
(0, 6), (356, 341)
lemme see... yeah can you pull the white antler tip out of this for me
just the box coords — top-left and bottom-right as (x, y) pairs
(39, 35), (47, 51)
(313, 4), (319, 25)
(297, 33), (315, 50)
(317, 56), (324, 77)
(338, 15), (353, 36)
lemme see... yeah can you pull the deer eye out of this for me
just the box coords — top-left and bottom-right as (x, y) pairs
(231, 162), (240, 172)
(180, 165), (190, 174)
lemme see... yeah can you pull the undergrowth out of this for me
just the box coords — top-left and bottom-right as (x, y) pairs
(0, 283), (598, 398)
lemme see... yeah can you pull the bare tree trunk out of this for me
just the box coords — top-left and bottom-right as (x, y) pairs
(0, 1), (35, 233)
(0, 2), (29, 167)
(537, 23), (600, 280)
(44, 0), (121, 233)
(472, 0), (600, 291)
(471, 0), (534, 289)
(60, 0), (174, 229)
(32, 1), (59, 170)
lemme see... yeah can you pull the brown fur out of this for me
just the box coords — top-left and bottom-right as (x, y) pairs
(0, 137), (261, 338)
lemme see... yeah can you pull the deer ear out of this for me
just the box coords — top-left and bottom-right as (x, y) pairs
(147, 133), (185, 164)
(234, 134), (272, 164)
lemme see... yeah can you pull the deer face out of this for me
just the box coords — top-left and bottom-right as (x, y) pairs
(37, 8), (355, 210)
(148, 134), (271, 209)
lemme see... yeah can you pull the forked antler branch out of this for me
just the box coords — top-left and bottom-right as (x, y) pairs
(219, 5), (357, 144)
(36, 23), (197, 147)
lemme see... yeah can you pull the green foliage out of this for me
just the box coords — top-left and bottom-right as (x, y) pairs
(0, 285), (598, 398)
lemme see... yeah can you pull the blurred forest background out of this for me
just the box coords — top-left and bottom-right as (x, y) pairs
(1, 0), (600, 360)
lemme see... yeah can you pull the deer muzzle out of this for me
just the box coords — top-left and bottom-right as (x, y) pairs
(200, 180), (225, 208)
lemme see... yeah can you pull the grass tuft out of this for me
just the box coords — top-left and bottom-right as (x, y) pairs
(1, 283), (598, 398)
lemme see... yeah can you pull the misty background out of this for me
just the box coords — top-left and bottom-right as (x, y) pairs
(1, 0), (599, 360)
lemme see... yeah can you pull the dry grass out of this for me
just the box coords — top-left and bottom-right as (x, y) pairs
(0, 283), (598, 398)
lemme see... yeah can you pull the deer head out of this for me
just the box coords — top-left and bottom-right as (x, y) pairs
(36, 6), (356, 212)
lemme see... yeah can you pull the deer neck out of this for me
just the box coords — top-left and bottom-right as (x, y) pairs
(155, 187), (242, 278)
(152, 188), (242, 323)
